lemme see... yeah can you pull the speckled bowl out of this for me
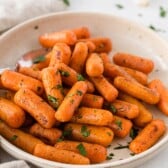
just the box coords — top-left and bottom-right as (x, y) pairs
(0, 12), (168, 168)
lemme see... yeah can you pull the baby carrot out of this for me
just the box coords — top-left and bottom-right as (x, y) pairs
(71, 107), (113, 126)
(114, 76), (160, 104)
(14, 88), (56, 128)
(42, 67), (64, 108)
(64, 123), (114, 147)
(18, 67), (42, 81)
(34, 143), (90, 164)
(99, 53), (110, 65)
(72, 27), (90, 39)
(86, 53), (104, 77)
(1, 70), (44, 95)
(108, 115), (133, 138)
(119, 92), (153, 127)
(148, 79), (168, 116)
(129, 119), (166, 154)
(55, 81), (87, 122)
(69, 42), (88, 73)
(39, 30), (77, 48)
(49, 43), (71, 66)
(0, 98), (25, 128)
(55, 140), (107, 163)
(85, 41), (96, 53)
(90, 75), (118, 102)
(29, 123), (62, 145)
(0, 121), (43, 154)
(113, 52), (154, 74)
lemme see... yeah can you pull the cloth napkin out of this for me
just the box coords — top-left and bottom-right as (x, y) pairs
(0, 0), (67, 32)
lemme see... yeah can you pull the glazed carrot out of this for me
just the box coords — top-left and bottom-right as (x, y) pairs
(71, 107), (113, 126)
(113, 53), (154, 74)
(29, 123), (62, 145)
(85, 41), (96, 53)
(119, 92), (153, 127)
(0, 89), (15, 101)
(129, 119), (166, 154)
(81, 93), (104, 108)
(104, 63), (136, 82)
(90, 75), (118, 102)
(55, 81), (87, 122)
(108, 115), (133, 138)
(18, 67), (42, 81)
(69, 42), (88, 73)
(39, 30), (77, 48)
(148, 79), (168, 115)
(64, 123), (114, 147)
(110, 100), (139, 119)
(34, 143), (90, 164)
(0, 98), (25, 128)
(1, 70), (44, 95)
(121, 66), (148, 85)
(72, 27), (90, 39)
(14, 88), (56, 128)
(114, 76), (160, 104)
(86, 53), (104, 77)
(42, 67), (64, 108)
(99, 53), (110, 65)
(78, 37), (112, 53)
(56, 63), (95, 93)
(0, 121), (43, 154)
(31, 52), (51, 70)
(49, 43), (71, 66)
(55, 140), (107, 163)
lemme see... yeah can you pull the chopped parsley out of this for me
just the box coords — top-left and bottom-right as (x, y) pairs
(114, 144), (129, 150)
(59, 70), (70, 77)
(62, 0), (70, 6)
(116, 4), (124, 9)
(76, 143), (87, 156)
(130, 127), (139, 140)
(47, 95), (59, 107)
(106, 153), (114, 160)
(77, 74), (85, 81)
(81, 125), (90, 137)
(109, 105), (117, 114)
(149, 25), (157, 31)
(10, 135), (18, 141)
(160, 6), (167, 17)
(76, 90), (83, 96)
(130, 153), (135, 156)
(115, 119), (122, 130)
(53, 84), (64, 94)
(32, 55), (45, 64)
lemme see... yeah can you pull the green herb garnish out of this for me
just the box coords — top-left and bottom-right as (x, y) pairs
(63, 128), (72, 138)
(109, 105), (117, 114)
(149, 25), (156, 31)
(32, 55), (45, 64)
(106, 156), (113, 160)
(77, 74), (85, 81)
(62, 0), (70, 6)
(115, 119), (122, 130)
(76, 90), (83, 96)
(59, 70), (70, 77)
(130, 127), (139, 140)
(47, 95), (59, 107)
(116, 4), (123, 9)
(10, 135), (18, 141)
(81, 125), (90, 137)
(114, 144), (129, 150)
(130, 153), (135, 156)
(76, 143), (87, 156)
(160, 6), (167, 17)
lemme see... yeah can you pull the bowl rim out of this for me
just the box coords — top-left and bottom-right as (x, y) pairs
(0, 11), (168, 168)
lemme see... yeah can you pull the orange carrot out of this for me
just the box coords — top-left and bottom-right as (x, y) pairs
(129, 119), (166, 154)
(85, 41), (96, 53)
(113, 53), (154, 74)
(72, 27), (90, 39)
(14, 88), (56, 128)
(55, 140), (107, 163)
(55, 81), (87, 122)
(99, 53), (110, 65)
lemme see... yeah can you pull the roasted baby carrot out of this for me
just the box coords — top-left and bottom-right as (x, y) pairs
(29, 123), (62, 145)
(113, 53), (154, 74)
(78, 38), (112, 53)
(42, 67), (64, 108)
(69, 42), (88, 73)
(0, 121), (43, 154)
(121, 66), (148, 85)
(148, 79), (168, 116)
(0, 98), (25, 128)
(86, 53), (104, 77)
(0, 89), (15, 101)
(14, 88), (56, 128)
(99, 53), (110, 65)
(72, 27), (90, 39)
(34, 143), (90, 164)
(85, 41), (96, 53)
(114, 76), (160, 104)
(1, 70), (44, 95)
(81, 93), (104, 108)
(108, 115), (133, 138)
(129, 119), (166, 154)
(90, 75), (118, 102)
(71, 107), (113, 126)
(55, 140), (107, 163)
(55, 81), (87, 122)
(18, 67), (42, 81)
(49, 43), (71, 66)
(39, 30), (77, 48)
(110, 100), (139, 119)
(64, 123), (114, 147)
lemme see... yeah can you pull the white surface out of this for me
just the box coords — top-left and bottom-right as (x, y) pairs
(0, 0), (168, 168)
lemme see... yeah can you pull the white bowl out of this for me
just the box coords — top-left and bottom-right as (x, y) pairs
(0, 11), (168, 168)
